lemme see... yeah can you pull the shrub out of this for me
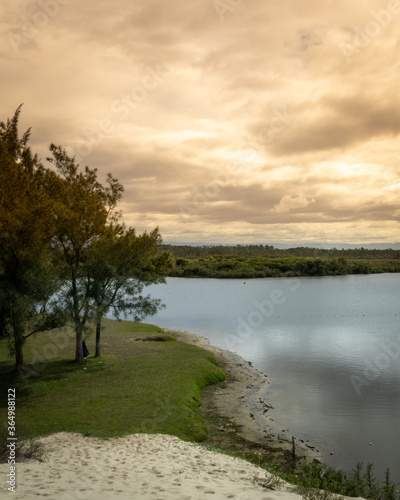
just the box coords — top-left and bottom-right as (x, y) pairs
(0, 425), (45, 463)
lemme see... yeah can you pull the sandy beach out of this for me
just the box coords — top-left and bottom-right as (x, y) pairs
(1, 329), (322, 499)
(2, 432), (310, 499)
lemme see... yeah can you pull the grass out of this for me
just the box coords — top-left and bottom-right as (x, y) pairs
(1, 319), (398, 500)
(0, 318), (226, 443)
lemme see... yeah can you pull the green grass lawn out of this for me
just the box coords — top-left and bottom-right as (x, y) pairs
(0, 319), (226, 442)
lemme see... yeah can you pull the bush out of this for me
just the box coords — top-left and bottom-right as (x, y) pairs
(293, 461), (399, 500)
(0, 425), (45, 463)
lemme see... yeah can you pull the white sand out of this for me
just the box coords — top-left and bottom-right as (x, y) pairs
(2, 432), (310, 499)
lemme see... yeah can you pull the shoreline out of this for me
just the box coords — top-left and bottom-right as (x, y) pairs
(0, 324), (357, 499)
(164, 328), (321, 465)
(0, 324), (323, 500)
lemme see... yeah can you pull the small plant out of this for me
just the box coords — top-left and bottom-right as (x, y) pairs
(297, 485), (342, 500)
(0, 425), (45, 463)
(290, 461), (400, 500)
(249, 451), (264, 466)
(344, 462), (365, 498)
(299, 462), (347, 494)
(382, 468), (398, 500)
(17, 437), (46, 462)
(253, 472), (284, 490)
(364, 462), (379, 498)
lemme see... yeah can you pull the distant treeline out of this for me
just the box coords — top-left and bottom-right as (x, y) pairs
(163, 245), (400, 278)
(163, 244), (400, 259)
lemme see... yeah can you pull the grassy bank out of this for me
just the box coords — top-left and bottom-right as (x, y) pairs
(0, 319), (226, 442)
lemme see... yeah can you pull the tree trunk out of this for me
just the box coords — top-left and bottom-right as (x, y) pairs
(15, 335), (24, 374)
(75, 326), (83, 362)
(95, 319), (101, 357)
(13, 315), (25, 375)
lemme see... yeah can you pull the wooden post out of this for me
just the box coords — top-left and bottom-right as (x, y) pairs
(292, 436), (296, 462)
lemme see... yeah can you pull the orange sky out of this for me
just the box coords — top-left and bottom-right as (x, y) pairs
(2, 0), (400, 244)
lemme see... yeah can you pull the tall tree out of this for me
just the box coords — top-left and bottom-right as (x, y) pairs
(46, 145), (123, 362)
(86, 226), (175, 356)
(0, 106), (64, 374)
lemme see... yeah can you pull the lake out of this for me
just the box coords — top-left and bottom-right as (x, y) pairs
(130, 274), (400, 481)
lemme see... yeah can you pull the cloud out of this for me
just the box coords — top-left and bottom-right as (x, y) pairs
(273, 195), (316, 214)
(1, 0), (399, 244)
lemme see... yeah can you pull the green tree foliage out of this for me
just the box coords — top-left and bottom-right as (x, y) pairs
(166, 244), (400, 279)
(163, 244), (400, 261)
(85, 226), (175, 356)
(0, 107), (175, 368)
(46, 144), (124, 362)
(170, 256), (356, 278)
(0, 106), (65, 373)
(46, 145), (173, 361)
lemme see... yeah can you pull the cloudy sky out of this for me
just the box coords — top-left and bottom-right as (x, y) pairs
(1, 0), (400, 244)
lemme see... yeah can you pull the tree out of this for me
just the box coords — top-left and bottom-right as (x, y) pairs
(46, 144), (124, 362)
(1, 111), (173, 368)
(0, 106), (65, 374)
(86, 226), (175, 356)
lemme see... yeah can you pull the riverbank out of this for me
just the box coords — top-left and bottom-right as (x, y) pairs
(0, 321), (378, 498)
(165, 328), (320, 466)
(0, 319), (320, 463)
(0, 324), (319, 499)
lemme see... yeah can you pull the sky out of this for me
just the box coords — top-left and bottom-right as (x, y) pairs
(1, 0), (400, 245)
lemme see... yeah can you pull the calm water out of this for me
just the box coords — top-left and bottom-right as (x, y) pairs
(130, 274), (400, 481)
